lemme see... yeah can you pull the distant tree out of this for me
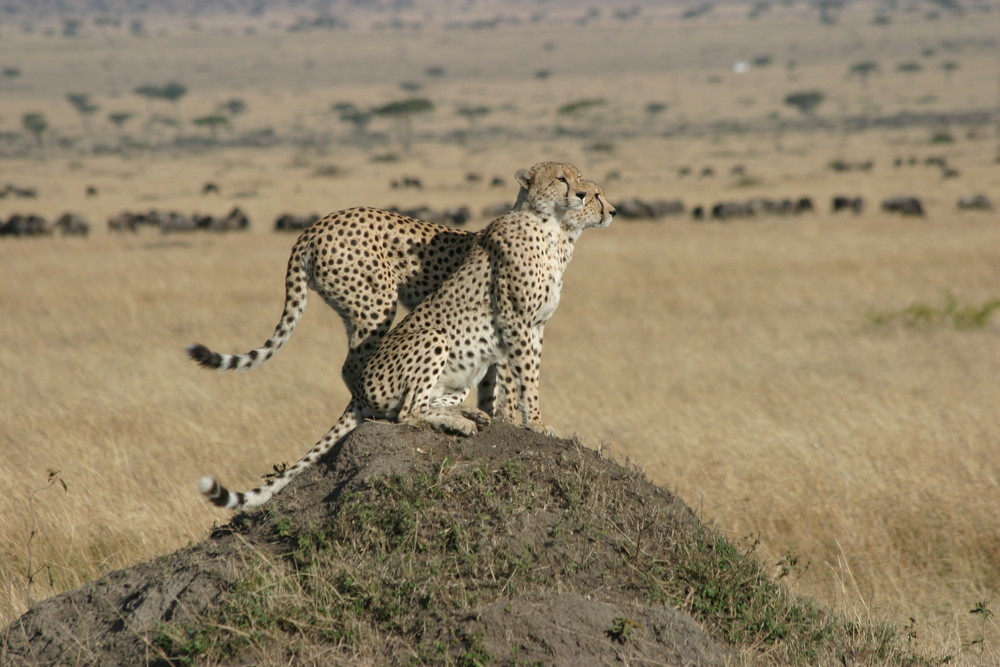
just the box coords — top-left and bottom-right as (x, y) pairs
(940, 60), (960, 86)
(455, 105), (491, 145)
(218, 98), (247, 117)
(333, 102), (373, 144)
(193, 114), (229, 138)
(107, 111), (134, 132)
(160, 81), (188, 109)
(425, 65), (446, 78)
(645, 102), (668, 117)
(399, 81), (423, 92)
(783, 90), (825, 115)
(62, 18), (83, 38)
(681, 4), (713, 20)
(372, 98), (434, 152)
(748, 2), (772, 19)
(751, 54), (773, 68)
(3, 67), (21, 80)
(848, 60), (880, 87)
(22, 112), (48, 145)
(534, 69), (551, 81)
(557, 98), (607, 116)
(644, 102), (668, 128)
(896, 61), (924, 82)
(67, 92), (99, 131)
(557, 98), (608, 134)
(134, 82), (188, 111)
(456, 105), (491, 127)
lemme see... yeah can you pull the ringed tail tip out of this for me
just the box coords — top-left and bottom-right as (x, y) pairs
(187, 343), (223, 370)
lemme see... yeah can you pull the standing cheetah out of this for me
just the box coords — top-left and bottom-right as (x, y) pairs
(200, 166), (612, 510)
(186, 162), (586, 406)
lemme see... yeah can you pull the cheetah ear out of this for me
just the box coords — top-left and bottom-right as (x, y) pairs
(515, 168), (532, 190)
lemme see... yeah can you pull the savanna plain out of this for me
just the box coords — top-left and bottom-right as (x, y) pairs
(1, 0), (999, 662)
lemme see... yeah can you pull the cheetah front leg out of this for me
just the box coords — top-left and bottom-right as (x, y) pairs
(499, 324), (556, 437)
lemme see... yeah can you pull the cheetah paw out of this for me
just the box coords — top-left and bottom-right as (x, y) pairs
(462, 408), (492, 428)
(428, 415), (478, 437)
(527, 421), (558, 438)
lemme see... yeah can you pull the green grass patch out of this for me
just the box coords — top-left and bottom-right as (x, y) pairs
(868, 291), (1000, 330)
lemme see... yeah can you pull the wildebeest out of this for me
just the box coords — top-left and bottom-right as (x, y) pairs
(211, 206), (250, 232)
(274, 213), (320, 232)
(1, 214), (51, 236)
(85, 185), (99, 198)
(0, 184), (38, 199)
(390, 176), (423, 190)
(201, 181), (221, 195)
(55, 213), (90, 236)
(881, 196), (925, 217)
(832, 195), (865, 214)
(615, 198), (685, 221)
(480, 202), (513, 219)
(828, 159), (873, 173)
(956, 194), (993, 211)
(711, 201), (752, 221)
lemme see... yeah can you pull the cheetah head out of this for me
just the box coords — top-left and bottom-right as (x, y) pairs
(513, 161), (587, 218)
(562, 180), (616, 233)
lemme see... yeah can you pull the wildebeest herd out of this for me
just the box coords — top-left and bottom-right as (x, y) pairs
(0, 170), (994, 237)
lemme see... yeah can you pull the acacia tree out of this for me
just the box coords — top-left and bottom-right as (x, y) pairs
(193, 114), (229, 139)
(940, 60), (959, 86)
(373, 98), (434, 152)
(848, 61), (879, 88)
(783, 90), (825, 116)
(107, 111), (134, 132)
(22, 112), (48, 145)
(896, 61), (923, 83)
(67, 93), (99, 129)
(134, 82), (188, 112)
(107, 111), (134, 149)
(557, 98), (608, 134)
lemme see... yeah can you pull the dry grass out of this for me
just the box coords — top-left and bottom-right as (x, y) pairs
(2, 2), (1000, 662)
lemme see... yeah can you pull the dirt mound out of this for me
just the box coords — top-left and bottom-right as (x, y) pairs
(2, 422), (918, 665)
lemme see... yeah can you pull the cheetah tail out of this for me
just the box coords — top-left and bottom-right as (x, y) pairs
(185, 238), (313, 373)
(199, 403), (363, 510)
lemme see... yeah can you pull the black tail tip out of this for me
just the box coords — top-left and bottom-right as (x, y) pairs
(187, 343), (223, 369)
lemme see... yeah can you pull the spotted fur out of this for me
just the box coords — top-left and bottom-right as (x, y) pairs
(199, 162), (599, 509)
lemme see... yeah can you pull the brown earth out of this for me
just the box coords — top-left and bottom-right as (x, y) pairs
(1, 422), (730, 666)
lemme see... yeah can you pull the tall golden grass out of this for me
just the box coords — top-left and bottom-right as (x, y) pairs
(2, 3), (999, 661)
(3, 189), (998, 659)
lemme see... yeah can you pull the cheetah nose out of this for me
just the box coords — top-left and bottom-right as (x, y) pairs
(576, 191), (587, 199)
(609, 209), (617, 217)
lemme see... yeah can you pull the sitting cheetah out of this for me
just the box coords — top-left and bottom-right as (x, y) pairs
(200, 168), (614, 510)
(186, 162), (586, 409)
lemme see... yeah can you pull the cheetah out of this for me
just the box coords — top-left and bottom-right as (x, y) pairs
(186, 162), (586, 408)
(200, 168), (613, 510)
